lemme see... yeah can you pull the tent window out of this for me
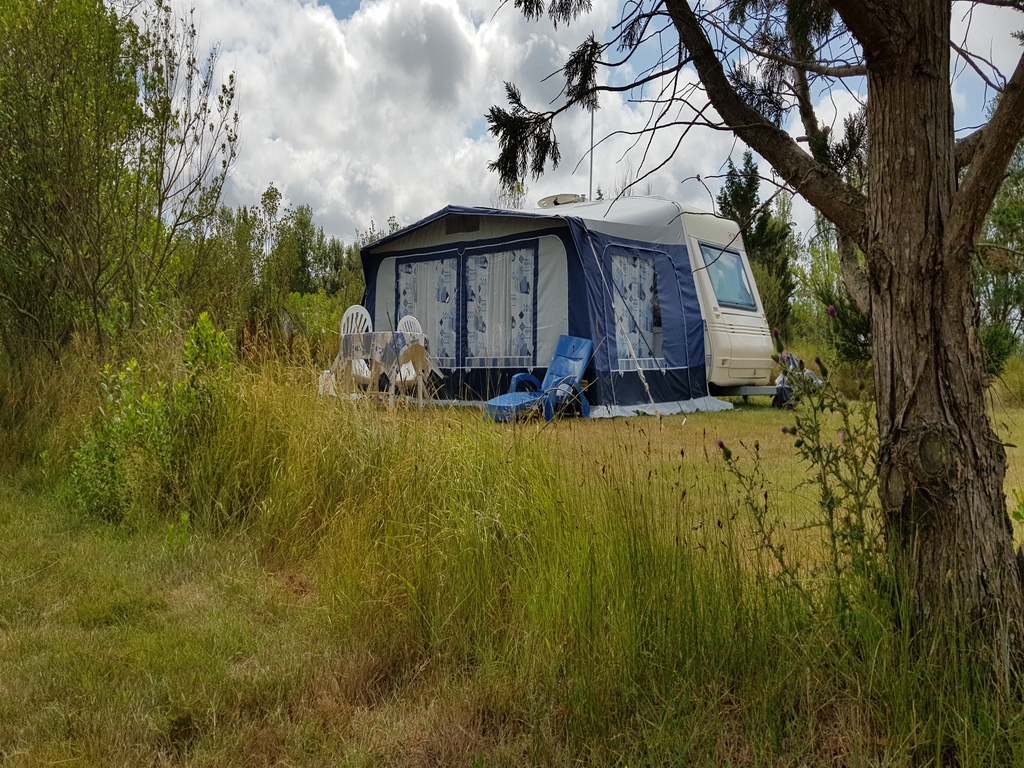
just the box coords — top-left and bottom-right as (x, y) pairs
(699, 243), (756, 310)
(397, 257), (459, 366)
(466, 247), (535, 368)
(612, 253), (664, 371)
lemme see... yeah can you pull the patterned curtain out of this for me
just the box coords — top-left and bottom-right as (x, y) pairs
(466, 248), (535, 367)
(397, 258), (458, 366)
(612, 254), (661, 370)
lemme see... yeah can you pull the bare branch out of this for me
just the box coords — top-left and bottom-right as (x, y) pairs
(716, 22), (866, 78)
(951, 39), (1007, 92)
(955, 0), (1024, 9)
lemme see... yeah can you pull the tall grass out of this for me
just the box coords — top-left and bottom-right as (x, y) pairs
(4, 338), (1024, 764)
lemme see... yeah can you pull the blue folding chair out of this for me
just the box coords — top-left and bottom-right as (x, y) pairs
(484, 335), (594, 422)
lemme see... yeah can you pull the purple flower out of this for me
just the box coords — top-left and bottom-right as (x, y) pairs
(772, 328), (780, 339)
(717, 439), (725, 450)
(838, 429), (845, 442)
(827, 304), (837, 318)
(814, 356), (821, 366)
(781, 426), (788, 434)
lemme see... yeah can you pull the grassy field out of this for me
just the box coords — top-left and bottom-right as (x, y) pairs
(3, 359), (1024, 766)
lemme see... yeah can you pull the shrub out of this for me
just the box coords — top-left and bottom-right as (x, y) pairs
(70, 313), (232, 524)
(980, 320), (1017, 378)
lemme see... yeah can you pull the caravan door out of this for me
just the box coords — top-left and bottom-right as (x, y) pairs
(693, 241), (773, 387)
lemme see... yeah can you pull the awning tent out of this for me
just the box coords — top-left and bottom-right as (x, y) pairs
(360, 196), (736, 416)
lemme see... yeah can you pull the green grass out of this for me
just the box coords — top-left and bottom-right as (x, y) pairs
(4, 355), (1024, 765)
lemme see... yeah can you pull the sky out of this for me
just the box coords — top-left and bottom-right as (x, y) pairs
(185, 0), (1024, 243)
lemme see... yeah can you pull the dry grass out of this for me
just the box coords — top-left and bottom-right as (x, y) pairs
(4, 354), (1024, 766)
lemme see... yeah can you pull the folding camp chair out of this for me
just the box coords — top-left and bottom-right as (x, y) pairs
(484, 335), (594, 422)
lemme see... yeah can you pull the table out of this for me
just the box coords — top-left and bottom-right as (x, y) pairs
(334, 331), (433, 407)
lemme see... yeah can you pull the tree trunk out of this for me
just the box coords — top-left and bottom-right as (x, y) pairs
(865, 2), (1024, 669)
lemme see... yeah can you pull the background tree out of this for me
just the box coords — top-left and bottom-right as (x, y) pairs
(489, 0), (1024, 669)
(975, 128), (1024, 374)
(716, 150), (797, 334)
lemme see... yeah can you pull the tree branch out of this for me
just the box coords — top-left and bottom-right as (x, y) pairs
(947, 49), (1024, 256)
(951, 39), (1007, 92)
(665, 0), (868, 245)
(716, 23), (866, 78)
(956, 126), (986, 171)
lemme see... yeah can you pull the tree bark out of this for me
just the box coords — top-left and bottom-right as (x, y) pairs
(862, 2), (1024, 667)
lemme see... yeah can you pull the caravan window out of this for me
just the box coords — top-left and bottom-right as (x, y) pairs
(611, 253), (664, 371)
(699, 243), (757, 310)
(396, 257), (459, 366)
(465, 247), (536, 367)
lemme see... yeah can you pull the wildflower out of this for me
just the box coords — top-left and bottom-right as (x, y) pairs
(838, 429), (845, 442)
(827, 304), (837, 318)
(717, 439), (724, 449)
(781, 426), (788, 434)
(716, 438), (732, 461)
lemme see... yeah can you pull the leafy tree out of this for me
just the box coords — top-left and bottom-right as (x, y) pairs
(716, 151), (796, 333)
(489, 0), (1024, 669)
(0, 0), (237, 360)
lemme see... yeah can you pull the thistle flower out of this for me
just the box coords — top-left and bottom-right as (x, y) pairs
(827, 304), (837, 318)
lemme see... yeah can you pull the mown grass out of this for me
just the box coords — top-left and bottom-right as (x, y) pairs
(3, 351), (1024, 765)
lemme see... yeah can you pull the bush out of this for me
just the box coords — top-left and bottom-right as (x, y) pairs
(750, 260), (791, 338)
(70, 313), (232, 524)
(813, 281), (872, 362)
(980, 320), (1017, 378)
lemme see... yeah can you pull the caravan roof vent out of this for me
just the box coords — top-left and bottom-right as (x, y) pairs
(538, 193), (586, 208)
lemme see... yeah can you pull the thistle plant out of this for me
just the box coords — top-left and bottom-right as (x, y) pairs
(719, 337), (885, 618)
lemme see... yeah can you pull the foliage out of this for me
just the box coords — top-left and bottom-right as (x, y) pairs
(976, 132), (1024, 339)
(197, 185), (366, 345)
(981, 321), (1018, 378)
(70, 361), (169, 522)
(794, 216), (872, 361)
(70, 313), (231, 523)
(0, 0), (237, 360)
(720, 346), (884, 619)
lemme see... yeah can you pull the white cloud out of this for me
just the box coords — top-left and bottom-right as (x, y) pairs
(184, 0), (739, 240)
(184, 0), (1023, 243)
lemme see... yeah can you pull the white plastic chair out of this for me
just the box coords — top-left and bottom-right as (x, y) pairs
(392, 314), (428, 408)
(338, 305), (373, 388)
